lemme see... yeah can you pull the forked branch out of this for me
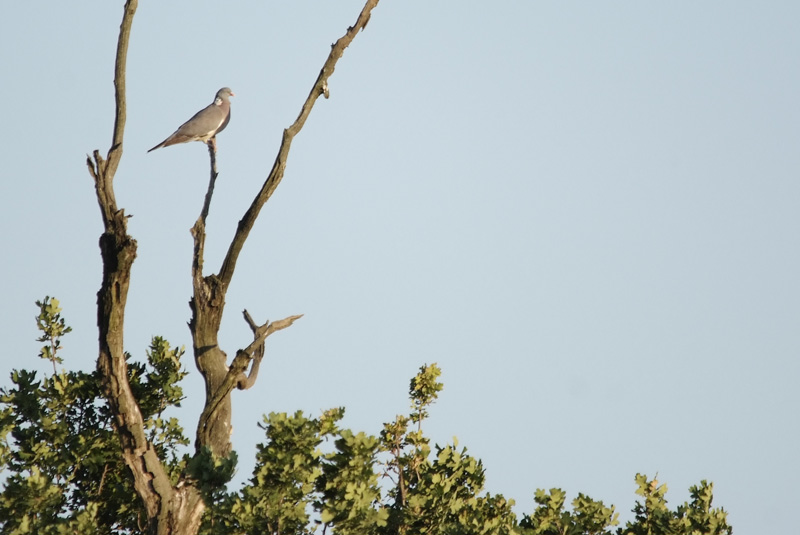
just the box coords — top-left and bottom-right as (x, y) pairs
(196, 312), (303, 445)
(235, 310), (304, 389)
(189, 0), (380, 457)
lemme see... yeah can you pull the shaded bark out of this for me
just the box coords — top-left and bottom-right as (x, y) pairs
(88, 1), (381, 534)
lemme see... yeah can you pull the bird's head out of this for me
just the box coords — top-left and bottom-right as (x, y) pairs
(215, 87), (234, 104)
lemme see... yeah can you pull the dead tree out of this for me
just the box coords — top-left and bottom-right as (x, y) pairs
(85, 1), (380, 533)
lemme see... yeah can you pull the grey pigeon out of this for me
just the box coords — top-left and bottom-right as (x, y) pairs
(148, 87), (234, 152)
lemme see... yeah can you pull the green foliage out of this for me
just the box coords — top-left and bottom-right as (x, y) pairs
(1, 300), (733, 535)
(189, 446), (239, 504)
(409, 363), (444, 427)
(132, 336), (188, 418)
(226, 409), (333, 535)
(0, 299), (191, 534)
(212, 407), (389, 535)
(128, 337), (191, 481)
(395, 441), (518, 535)
(0, 365), (128, 533)
(519, 488), (618, 535)
(316, 428), (386, 533)
(674, 480), (731, 535)
(212, 363), (517, 535)
(34, 297), (72, 374)
(618, 474), (731, 535)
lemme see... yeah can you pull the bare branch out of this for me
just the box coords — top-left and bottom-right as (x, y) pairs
(189, 141), (219, 285)
(106, 0), (135, 181)
(239, 309), (266, 389)
(217, 0), (381, 287)
(199, 141), (218, 225)
(236, 311), (304, 389)
(242, 308), (260, 331)
(232, 312), (303, 382)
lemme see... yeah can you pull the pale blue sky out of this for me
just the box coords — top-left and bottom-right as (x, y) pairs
(2, 2), (799, 533)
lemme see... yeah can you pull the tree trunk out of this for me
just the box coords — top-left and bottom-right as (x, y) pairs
(190, 274), (234, 456)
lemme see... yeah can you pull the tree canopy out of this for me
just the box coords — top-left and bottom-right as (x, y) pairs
(0, 298), (731, 535)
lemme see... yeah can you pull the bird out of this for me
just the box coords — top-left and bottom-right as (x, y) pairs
(148, 87), (234, 152)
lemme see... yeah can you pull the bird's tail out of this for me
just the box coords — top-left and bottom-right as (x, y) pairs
(147, 141), (166, 153)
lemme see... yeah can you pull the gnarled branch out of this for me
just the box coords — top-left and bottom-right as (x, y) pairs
(235, 310), (304, 390)
(196, 312), (303, 447)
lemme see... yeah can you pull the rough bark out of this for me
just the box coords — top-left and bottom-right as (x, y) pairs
(87, 1), (381, 534)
